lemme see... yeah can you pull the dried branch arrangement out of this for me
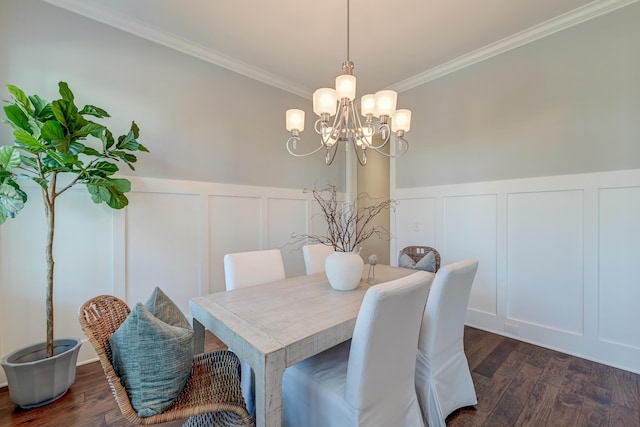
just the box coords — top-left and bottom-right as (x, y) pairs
(289, 184), (396, 252)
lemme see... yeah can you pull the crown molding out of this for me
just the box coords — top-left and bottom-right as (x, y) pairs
(41, 0), (637, 97)
(390, 0), (640, 92)
(40, 0), (311, 99)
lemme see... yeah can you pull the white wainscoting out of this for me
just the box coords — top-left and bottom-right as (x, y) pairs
(0, 177), (322, 385)
(392, 169), (640, 374)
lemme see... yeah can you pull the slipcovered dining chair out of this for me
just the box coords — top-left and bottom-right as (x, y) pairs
(302, 243), (334, 275)
(415, 259), (479, 427)
(223, 248), (286, 417)
(282, 271), (434, 427)
(223, 249), (286, 290)
(78, 295), (253, 427)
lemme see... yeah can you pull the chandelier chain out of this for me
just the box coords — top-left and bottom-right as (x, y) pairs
(346, 0), (350, 62)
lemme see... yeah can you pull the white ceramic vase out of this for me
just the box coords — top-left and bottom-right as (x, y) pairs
(325, 251), (364, 291)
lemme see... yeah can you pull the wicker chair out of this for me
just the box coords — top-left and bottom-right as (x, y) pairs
(78, 295), (254, 427)
(401, 246), (441, 272)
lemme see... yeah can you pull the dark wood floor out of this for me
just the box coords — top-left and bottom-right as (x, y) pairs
(2, 327), (639, 426)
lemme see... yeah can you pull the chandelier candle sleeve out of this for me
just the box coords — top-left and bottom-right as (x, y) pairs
(286, 109), (305, 132)
(392, 109), (412, 133)
(374, 90), (397, 118)
(360, 94), (376, 116)
(336, 75), (356, 100)
(313, 89), (338, 116)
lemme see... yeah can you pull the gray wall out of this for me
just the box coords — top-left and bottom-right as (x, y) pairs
(357, 138), (391, 264)
(397, 2), (640, 188)
(0, 0), (344, 190)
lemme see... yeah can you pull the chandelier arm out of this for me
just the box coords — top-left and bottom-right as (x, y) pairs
(362, 123), (391, 150)
(368, 136), (410, 158)
(349, 100), (365, 145)
(332, 102), (345, 137)
(286, 137), (326, 157)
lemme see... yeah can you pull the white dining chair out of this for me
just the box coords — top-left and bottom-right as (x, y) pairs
(302, 243), (334, 275)
(224, 248), (286, 290)
(282, 271), (434, 427)
(415, 259), (479, 427)
(223, 248), (286, 417)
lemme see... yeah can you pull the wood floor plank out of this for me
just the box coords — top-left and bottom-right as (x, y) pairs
(612, 369), (640, 411)
(514, 380), (559, 426)
(465, 330), (504, 371)
(473, 371), (514, 414)
(609, 403), (640, 427)
(482, 363), (543, 426)
(591, 362), (618, 390)
(576, 401), (610, 427)
(473, 338), (520, 378)
(548, 397), (582, 427)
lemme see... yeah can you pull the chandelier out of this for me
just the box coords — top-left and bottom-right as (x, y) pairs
(284, 0), (412, 166)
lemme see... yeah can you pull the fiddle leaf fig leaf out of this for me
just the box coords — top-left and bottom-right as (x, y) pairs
(0, 146), (21, 170)
(116, 131), (136, 150)
(30, 177), (49, 189)
(87, 183), (110, 204)
(13, 129), (47, 151)
(58, 81), (74, 104)
(6, 84), (31, 111)
(100, 129), (115, 150)
(3, 104), (30, 131)
(79, 104), (110, 118)
(19, 155), (38, 170)
(41, 120), (65, 142)
(91, 161), (119, 176)
(82, 146), (101, 156)
(76, 122), (105, 138)
(130, 121), (140, 139)
(110, 178), (131, 193)
(0, 182), (25, 219)
(68, 141), (86, 156)
(107, 190), (129, 209)
(29, 95), (49, 118)
(51, 100), (68, 127)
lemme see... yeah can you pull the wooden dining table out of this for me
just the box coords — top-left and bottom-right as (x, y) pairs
(189, 264), (418, 427)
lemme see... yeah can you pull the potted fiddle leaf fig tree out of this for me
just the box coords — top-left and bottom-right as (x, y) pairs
(0, 81), (148, 408)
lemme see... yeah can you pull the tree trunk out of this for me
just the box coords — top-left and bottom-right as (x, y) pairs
(44, 184), (56, 358)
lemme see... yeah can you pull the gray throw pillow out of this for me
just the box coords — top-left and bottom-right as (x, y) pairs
(415, 251), (436, 272)
(398, 252), (416, 269)
(398, 251), (437, 272)
(109, 288), (194, 417)
(145, 287), (192, 330)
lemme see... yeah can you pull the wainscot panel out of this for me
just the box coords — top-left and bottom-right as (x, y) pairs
(392, 169), (640, 374)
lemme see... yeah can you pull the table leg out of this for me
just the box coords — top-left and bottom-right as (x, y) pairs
(253, 349), (286, 427)
(193, 317), (205, 354)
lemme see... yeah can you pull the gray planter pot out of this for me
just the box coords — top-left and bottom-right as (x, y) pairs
(1, 338), (82, 409)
